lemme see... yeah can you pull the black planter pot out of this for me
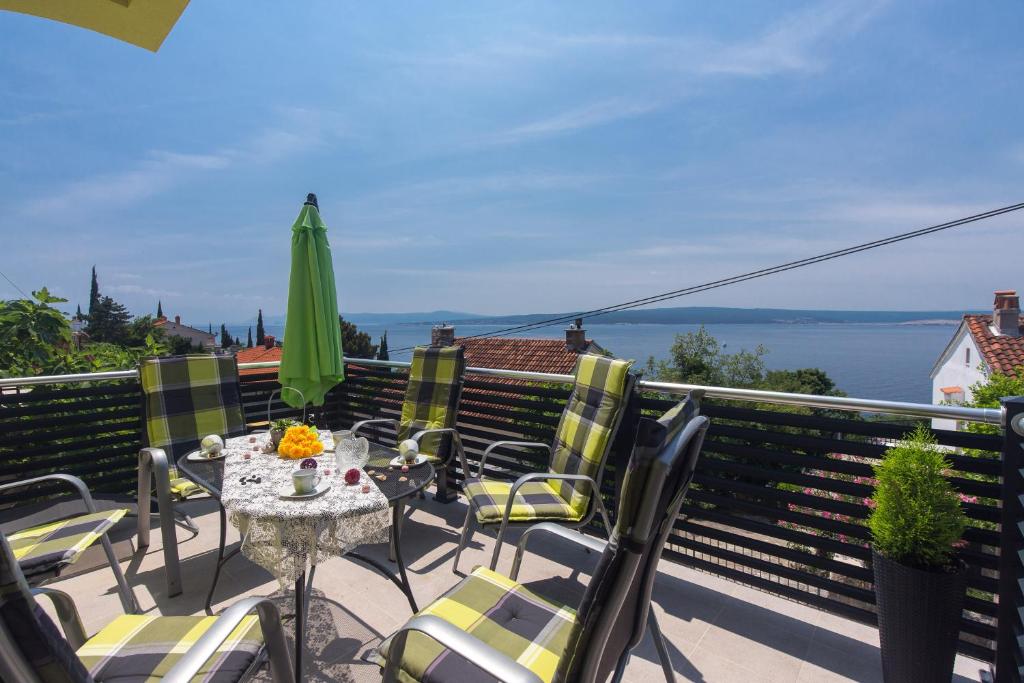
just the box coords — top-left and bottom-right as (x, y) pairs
(872, 549), (967, 683)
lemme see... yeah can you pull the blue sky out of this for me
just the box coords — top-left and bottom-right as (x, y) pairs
(1, 1), (1022, 323)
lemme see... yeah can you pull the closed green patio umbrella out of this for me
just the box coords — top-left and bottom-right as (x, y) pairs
(279, 193), (344, 408)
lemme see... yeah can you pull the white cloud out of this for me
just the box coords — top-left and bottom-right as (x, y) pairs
(105, 283), (183, 298)
(486, 98), (664, 145)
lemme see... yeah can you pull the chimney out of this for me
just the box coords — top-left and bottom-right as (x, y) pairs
(264, 334), (276, 349)
(994, 290), (1021, 337)
(174, 315), (180, 325)
(566, 317), (587, 352)
(431, 324), (455, 347)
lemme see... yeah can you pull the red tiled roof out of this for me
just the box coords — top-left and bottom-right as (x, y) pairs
(964, 314), (1024, 375)
(235, 346), (282, 376)
(455, 336), (591, 376)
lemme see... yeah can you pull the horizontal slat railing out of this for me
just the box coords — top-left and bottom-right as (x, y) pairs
(0, 358), (1011, 665)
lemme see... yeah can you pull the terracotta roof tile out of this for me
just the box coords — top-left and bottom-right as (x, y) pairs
(235, 346), (282, 376)
(454, 336), (588, 376)
(964, 314), (1024, 375)
(940, 386), (964, 394)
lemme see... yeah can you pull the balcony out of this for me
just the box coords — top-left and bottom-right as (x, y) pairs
(0, 358), (1016, 682)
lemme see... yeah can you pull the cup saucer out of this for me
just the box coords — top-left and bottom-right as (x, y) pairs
(278, 481), (331, 500)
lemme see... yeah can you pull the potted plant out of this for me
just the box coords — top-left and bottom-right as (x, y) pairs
(867, 425), (968, 683)
(269, 418), (298, 449)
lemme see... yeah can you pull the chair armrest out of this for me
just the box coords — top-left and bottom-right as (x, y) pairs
(384, 615), (543, 683)
(31, 587), (87, 649)
(477, 441), (552, 478)
(351, 418), (399, 438)
(540, 473), (612, 533)
(510, 523), (607, 581)
(162, 597), (293, 683)
(0, 473), (97, 513)
(412, 428), (469, 475)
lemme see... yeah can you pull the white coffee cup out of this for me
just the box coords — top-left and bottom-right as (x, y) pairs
(292, 469), (320, 495)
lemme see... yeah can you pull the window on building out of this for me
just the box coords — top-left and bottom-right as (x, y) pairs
(965, 347), (971, 366)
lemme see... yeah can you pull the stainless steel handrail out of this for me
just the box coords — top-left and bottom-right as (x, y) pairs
(0, 357), (1004, 425)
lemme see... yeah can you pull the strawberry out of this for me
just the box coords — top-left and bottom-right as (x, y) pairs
(344, 467), (361, 485)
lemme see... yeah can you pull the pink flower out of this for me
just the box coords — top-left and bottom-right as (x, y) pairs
(958, 494), (978, 504)
(863, 498), (877, 509)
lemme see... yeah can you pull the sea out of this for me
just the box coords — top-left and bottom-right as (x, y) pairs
(244, 321), (958, 404)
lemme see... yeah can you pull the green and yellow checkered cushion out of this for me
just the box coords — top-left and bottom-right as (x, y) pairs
(10, 509), (127, 581)
(548, 355), (633, 516)
(77, 614), (263, 682)
(377, 566), (576, 683)
(1, 532), (92, 683)
(140, 354), (247, 496)
(396, 346), (465, 462)
(463, 478), (582, 524)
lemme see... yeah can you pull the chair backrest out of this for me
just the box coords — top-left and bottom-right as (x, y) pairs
(0, 533), (92, 683)
(557, 393), (709, 683)
(139, 354), (247, 462)
(547, 355), (635, 517)
(396, 345), (466, 461)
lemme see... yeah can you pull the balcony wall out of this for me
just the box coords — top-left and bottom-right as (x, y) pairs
(0, 360), (1006, 664)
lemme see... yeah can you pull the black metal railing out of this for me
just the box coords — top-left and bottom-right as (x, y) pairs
(0, 361), (1019, 676)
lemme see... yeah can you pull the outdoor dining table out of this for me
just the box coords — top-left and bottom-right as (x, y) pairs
(177, 433), (434, 681)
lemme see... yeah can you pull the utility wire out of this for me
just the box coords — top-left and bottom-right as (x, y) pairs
(387, 201), (1024, 354)
(0, 268), (28, 298)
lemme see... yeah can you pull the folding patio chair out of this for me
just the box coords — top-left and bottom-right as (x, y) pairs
(136, 353), (248, 601)
(0, 530), (294, 683)
(453, 354), (636, 574)
(353, 345), (467, 503)
(373, 392), (709, 683)
(0, 473), (139, 615)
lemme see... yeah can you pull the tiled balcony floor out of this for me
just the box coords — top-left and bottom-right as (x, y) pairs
(42, 495), (988, 682)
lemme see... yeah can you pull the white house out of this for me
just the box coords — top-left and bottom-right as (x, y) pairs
(154, 314), (217, 349)
(930, 290), (1024, 430)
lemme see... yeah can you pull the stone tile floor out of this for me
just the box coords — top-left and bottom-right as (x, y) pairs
(42, 495), (988, 682)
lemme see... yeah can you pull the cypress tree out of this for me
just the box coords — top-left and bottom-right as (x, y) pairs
(377, 330), (389, 361)
(220, 324), (231, 348)
(234, 336), (241, 346)
(247, 327), (253, 348)
(88, 266), (100, 317)
(157, 300), (163, 318)
(75, 304), (83, 321)
(256, 309), (265, 346)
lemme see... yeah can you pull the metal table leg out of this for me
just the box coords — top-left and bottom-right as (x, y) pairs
(346, 502), (419, 613)
(294, 570), (305, 683)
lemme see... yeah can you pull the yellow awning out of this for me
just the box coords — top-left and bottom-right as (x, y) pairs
(0, 0), (189, 52)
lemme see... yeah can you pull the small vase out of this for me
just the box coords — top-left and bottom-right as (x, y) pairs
(270, 428), (284, 449)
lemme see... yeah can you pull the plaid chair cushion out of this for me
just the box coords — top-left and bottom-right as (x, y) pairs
(463, 478), (582, 524)
(396, 346), (465, 462)
(10, 509), (127, 581)
(77, 614), (262, 682)
(140, 354), (247, 495)
(547, 355), (633, 516)
(1, 533), (93, 683)
(377, 566), (576, 683)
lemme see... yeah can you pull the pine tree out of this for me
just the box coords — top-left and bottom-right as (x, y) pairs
(247, 327), (253, 348)
(86, 295), (132, 344)
(88, 266), (100, 317)
(157, 300), (163, 318)
(220, 324), (231, 348)
(377, 330), (389, 361)
(256, 309), (265, 346)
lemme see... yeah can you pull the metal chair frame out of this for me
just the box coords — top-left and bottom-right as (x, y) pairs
(0, 473), (139, 614)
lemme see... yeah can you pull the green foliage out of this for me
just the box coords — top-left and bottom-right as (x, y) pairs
(220, 324), (231, 348)
(340, 316), (378, 358)
(963, 367), (1024, 437)
(271, 418), (298, 432)
(867, 425), (966, 569)
(86, 295), (132, 343)
(247, 327), (253, 348)
(650, 325), (844, 396)
(377, 330), (389, 361)
(0, 288), (73, 377)
(256, 309), (265, 346)
(157, 300), (163, 318)
(88, 266), (99, 317)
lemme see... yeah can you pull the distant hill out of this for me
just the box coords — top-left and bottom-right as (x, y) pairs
(235, 306), (980, 330)
(445, 306), (980, 326)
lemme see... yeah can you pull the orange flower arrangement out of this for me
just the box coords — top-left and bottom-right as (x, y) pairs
(277, 425), (324, 459)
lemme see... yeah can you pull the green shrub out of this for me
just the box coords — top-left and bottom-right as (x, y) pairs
(867, 425), (965, 569)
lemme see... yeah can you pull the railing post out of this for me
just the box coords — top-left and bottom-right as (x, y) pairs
(995, 397), (1024, 682)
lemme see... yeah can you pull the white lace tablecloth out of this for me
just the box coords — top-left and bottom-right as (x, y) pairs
(218, 434), (391, 583)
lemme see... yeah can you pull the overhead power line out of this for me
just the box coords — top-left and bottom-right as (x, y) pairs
(0, 268), (28, 298)
(387, 201), (1024, 354)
